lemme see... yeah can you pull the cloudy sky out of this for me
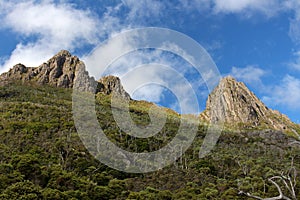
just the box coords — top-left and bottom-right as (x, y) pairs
(0, 0), (300, 122)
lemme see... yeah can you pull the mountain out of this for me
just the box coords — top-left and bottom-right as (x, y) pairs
(0, 50), (129, 98)
(2, 50), (298, 134)
(0, 51), (299, 199)
(201, 76), (300, 137)
(0, 50), (81, 88)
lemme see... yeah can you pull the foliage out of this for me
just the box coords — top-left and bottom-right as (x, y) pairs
(0, 83), (299, 199)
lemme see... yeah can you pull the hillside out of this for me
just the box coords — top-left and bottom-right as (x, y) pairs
(0, 51), (300, 199)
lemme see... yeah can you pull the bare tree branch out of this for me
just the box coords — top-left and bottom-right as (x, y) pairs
(238, 191), (263, 200)
(268, 176), (291, 200)
(288, 141), (300, 146)
(239, 176), (295, 200)
(239, 158), (298, 200)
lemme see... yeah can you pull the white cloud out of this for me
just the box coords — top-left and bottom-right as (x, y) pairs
(3, 2), (97, 42)
(211, 0), (300, 43)
(178, 0), (212, 12)
(0, 0), (115, 73)
(230, 65), (267, 86)
(83, 24), (222, 114)
(203, 40), (223, 53)
(212, 0), (283, 16)
(105, 53), (201, 114)
(121, 0), (165, 22)
(289, 19), (300, 43)
(132, 84), (165, 103)
(262, 75), (300, 109)
(179, 0), (300, 43)
(160, 42), (197, 66)
(125, 64), (199, 114)
(82, 28), (137, 79)
(177, 0), (286, 17)
(286, 1), (300, 43)
(289, 51), (300, 71)
(86, 38), (202, 113)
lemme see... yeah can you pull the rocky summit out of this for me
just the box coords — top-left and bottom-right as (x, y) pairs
(1, 50), (299, 135)
(0, 50), (82, 88)
(0, 50), (129, 98)
(98, 75), (131, 100)
(201, 76), (299, 134)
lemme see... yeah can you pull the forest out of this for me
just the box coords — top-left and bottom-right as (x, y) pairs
(0, 83), (299, 199)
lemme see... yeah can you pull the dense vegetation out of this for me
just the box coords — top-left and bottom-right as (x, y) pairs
(0, 83), (299, 199)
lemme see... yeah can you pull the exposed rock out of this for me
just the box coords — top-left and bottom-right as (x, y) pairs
(0, 64), (28, 85)
(0, 50), (131, 98)
(97, 75), (131, 100)
(0, 50), (81, 88)
(72, 61), (98, 93)
(201, 76), (300, 134)
(1, 51), (298, 135)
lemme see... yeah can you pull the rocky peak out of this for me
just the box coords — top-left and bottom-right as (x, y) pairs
(201, 76), (299, 133)
(204, 76), (269, 123)
(0, 50), (131, 99)
(36, 50), (82, 88)
(97, 75), (131, 100)
(0, 50), (81, 88)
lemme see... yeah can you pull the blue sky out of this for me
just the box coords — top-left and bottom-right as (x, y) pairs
(0, 0), (300, 123)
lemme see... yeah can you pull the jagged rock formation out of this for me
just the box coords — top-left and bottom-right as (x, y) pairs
(201, 76), (299, 134)
(0, 50), (82, 88)
(0, 50), (130, 98)
(98, 75), (131, 100)
(1, 51), (299, 135)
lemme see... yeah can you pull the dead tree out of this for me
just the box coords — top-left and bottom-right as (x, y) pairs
(238, 165), (297, 200)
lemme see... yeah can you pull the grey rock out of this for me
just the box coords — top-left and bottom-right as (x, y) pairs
(97, 75), (131, 100)
(0, 50), (80, 88)
(0, 50), (131, 98)
(201, 76), (299, 133)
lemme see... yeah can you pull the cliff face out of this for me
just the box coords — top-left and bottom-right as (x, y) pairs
(0, 50), (130, 98)
(97, 75), (130, 100)
(0, 50), (81, 88)
(201, 76), (299, 134)
(202, 76), (269, 124)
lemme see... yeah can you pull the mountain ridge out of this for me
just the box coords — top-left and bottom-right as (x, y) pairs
(0, 50), (130, 99)
(1, 50), (299, 136)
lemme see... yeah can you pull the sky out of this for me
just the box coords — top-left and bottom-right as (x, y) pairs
(0, 0), (300, 123)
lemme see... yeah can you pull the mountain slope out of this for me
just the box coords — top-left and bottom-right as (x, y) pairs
(0, 51), (299, 199)
(2, 51), (298, 136)
(1, 82), (299, 199)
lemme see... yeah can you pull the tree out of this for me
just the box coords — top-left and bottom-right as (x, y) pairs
(0, 180), (42, 200)
(238, 164), (298, 200)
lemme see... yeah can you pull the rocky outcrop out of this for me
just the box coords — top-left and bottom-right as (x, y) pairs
(0, 50), (81, 88)
(201, 76), (299, 134)
(97, 75), (130, 100)
(0, 50), (130, 98)
(1, 51), (298, 135)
